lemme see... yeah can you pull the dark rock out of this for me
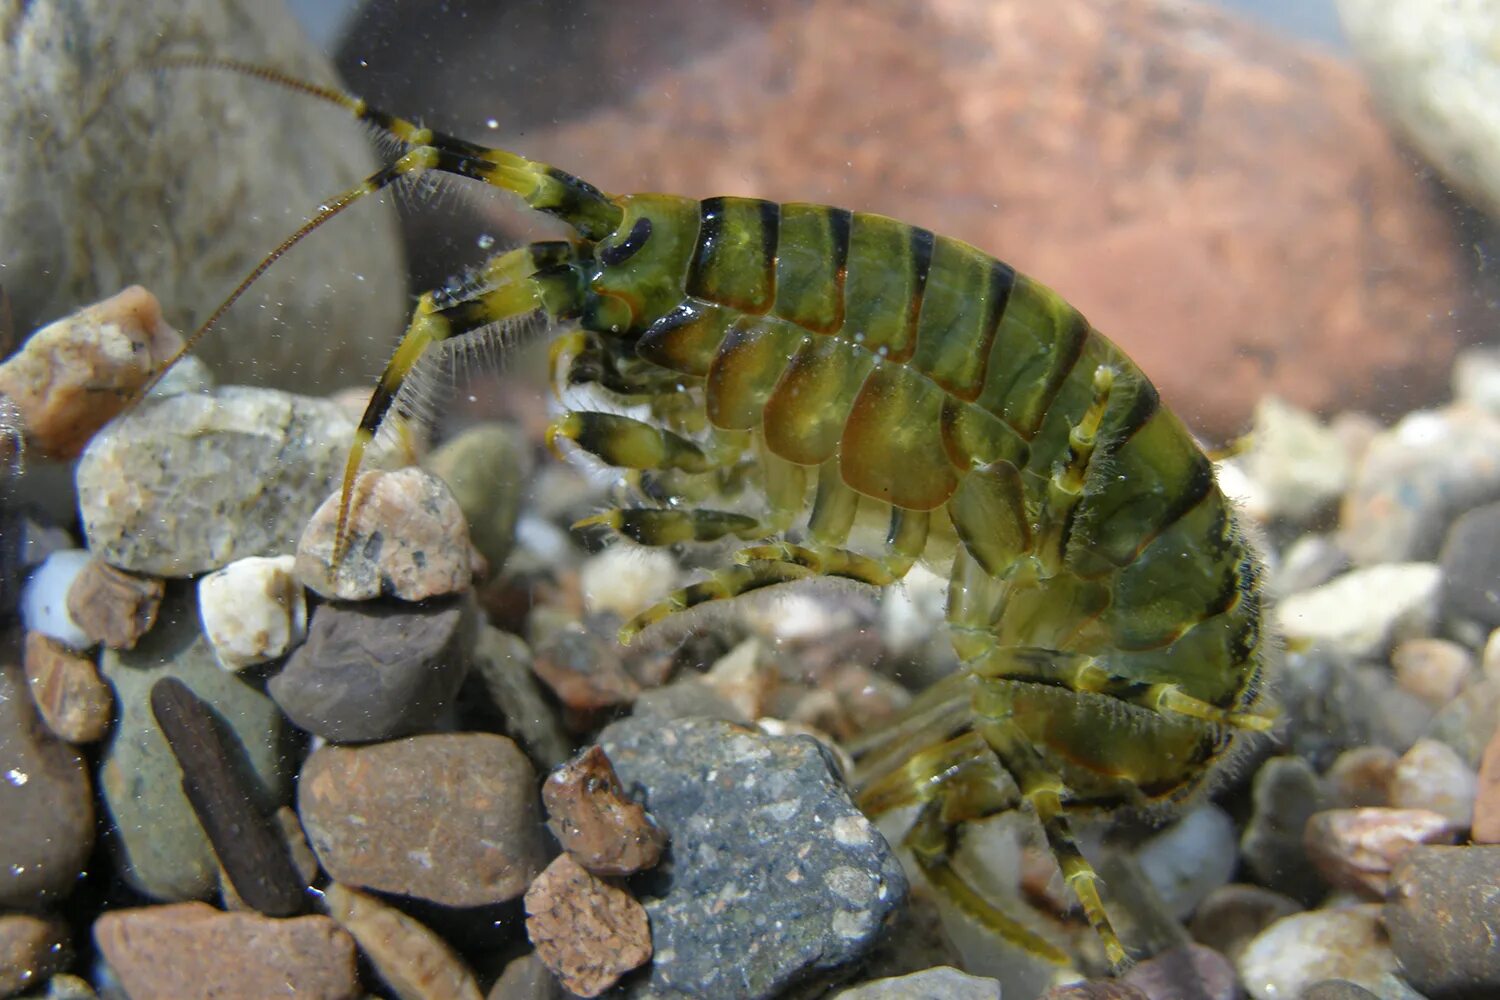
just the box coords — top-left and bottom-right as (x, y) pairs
(1385, 846), (1500, 1000)
(1240, 756), (1330, 905)
(597, 716), (907, 999)
(269, 597), (474, 743)
(0, 652), (93, 908)
(1187, 883), (1302, 964)
(1439, 501), (1500, 630)
(1121, 943), (1239, 1000)
(469, 625), (571, 770)
(298, 732), (545, 907)
(0, 911), (71, 996)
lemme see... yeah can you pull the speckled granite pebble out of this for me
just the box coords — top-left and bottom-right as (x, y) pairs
(298, 733), (544, 907)
(597, 716), (907, 999)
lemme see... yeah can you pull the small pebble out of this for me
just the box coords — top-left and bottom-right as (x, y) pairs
(322, 881), (484, 1000)
(269, 598), (474, 742)
(543, 745), (665, 876)
(1237, 905), (1417, 1000)
(19, 550), (93, 649)
(1240, 756), (1329, 904)
(487, 952), (567, 1000)
(631, 676), (749, 724)
(0, 285), (183, 461)
(1134, 804), (1239, 920)
(525, 853), (652, 998)
(1122, 943), (1240, 1000)
(198, 554), (306, 671)
(470, 625), (571, 770)
(22, 631), (112, 743)
(1389, 738), (1478, 827)
(1242, 395), (1351, 524)
(1039, 982), (1149, 999)
(1301, 982), (1382, 1000)
(530, 620), (640, 717)
(1390, 637), (1473, 706)
(92, 902), (359, 1000)
(832, 965), (1002, 999)
(298, 732), (544, 907)
(0, 911), (71, 997)
(1276, 563), (1441, 661)
(0, 658), (94, 909)
(296, 466), (476, 601)
(579, 546), (680, 621)
(1472, 728), (1500, 844)
(64, 558), (163, 650)
(1303, 808), (1458, 898)
(1188, 884), (1303, 963)
(424, 421), (531, 575)
(1324, 746), (1399, 809)
(1385, 846), (1500, 1000)
(77, 386), (354, 576)
(598, 716), (907, 999)
(1272, 534), (1351, 598)
(1438, 501), (1500, 630)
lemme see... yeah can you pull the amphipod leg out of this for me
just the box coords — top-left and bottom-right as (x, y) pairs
(1035, 365), (1115, 577)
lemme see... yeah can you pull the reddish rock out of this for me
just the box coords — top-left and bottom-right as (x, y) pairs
(93, 902), (360, 1000)
(348, 0), (1464, 438)
(1474, 728), (1500, 844)
(298, 733), (545, 907)
(1304, 807), (1459, 899)
(531, 622), (640, 717)
(524, 853), (652, 998)
(543, 745), (666, 876)
(64, 557), (163, 650)
(23, 631), (113, 743)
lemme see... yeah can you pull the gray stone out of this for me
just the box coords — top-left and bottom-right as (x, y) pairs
(1134, 804), (1239, 921)
(269, 597), (474, 743)
(1277, 649), (1436, 770)
(0, 0), (404, 396)
(1242, 396), (1351, 524)
(424, 422), (532, 577)
(76, 387), (353, 576)
(1188, 884), (1303, 964)
(630, 677), (748, 725)
(487, 952), (567, 1000)
(1385, 846), (1500, 1000)
(1424, 679), (1500, 770)
(831, 966), (1001, 999)
(1336, 0), (1500, 217)
(99, 587), (292, 901)
(0, 651), (94, 908)
(1337, 407), (1500, 567)
(1240, 757), (1329, 905)
(1302, 982), (1383, 1000)
(298, 734), (545, 907)
(470, 625), (571, 770)
(1439, 502), (1500, 631)
(597, 717), (907, 999)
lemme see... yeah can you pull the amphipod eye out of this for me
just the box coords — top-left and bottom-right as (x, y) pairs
(599, 217), (653, 266)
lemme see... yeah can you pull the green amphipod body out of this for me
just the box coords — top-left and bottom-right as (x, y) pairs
(156, 63), (1275, 972)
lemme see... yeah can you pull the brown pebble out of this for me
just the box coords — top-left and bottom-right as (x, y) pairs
(1391, 638), (1474, 706)
(0, 286), (183, 461)
(0, 911), (72, 996)
(64, 557), (163, 650)
(93, 901), (360, 1000)
(1304, 807), (1459, 898)
(1188, 883), (1303, 963)
(1324, 745), (1399, 809)
(531, 622), (640, 716)
(543, 745), (665, 876)
(23, 630), (112, 743)
(1473, 728), (1500, 844)
(322, 882), (483, 1000)
(488, 952), (567, 1000)
(1121, 942), (1240, 1000)
(525, 853), (652, 998)
(296, 466), (477, 602)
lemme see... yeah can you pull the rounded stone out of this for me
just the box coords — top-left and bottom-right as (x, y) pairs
(298, 732), (545, 907)
(1384, 845), (1500, 999)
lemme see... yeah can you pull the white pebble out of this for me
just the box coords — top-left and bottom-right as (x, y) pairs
(198, 555), (306, 671)
(20, 549), (94, 649)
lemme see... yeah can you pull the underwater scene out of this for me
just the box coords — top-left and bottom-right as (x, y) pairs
(1, 0), (1498, 997)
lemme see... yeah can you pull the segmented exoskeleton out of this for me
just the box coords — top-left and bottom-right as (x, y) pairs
(146, 60), (1276, 970)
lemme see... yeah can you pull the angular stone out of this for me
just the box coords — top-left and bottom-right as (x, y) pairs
(198, 555), (307, 671)
(296, 467), (475, 602)
(99, 588), (291, 902)
(23, 630), (113, 743)
(93, 902), (359, 1000)
(1303, 808), (1458, 899)
(269, 598), (473, 743)
(65, 557), (163, 650)
(598, 717), (907, 999)
(525, 853), (652, 998)
(543, 745), (665, 876)
(1385, 845), (1500, 1000)
(76, 387), (354, 576)
(0, 654), (94, 909)
(298, 733), (545, 907)
(323, 882), (483, 1000)
(0, 286), (182, 461)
